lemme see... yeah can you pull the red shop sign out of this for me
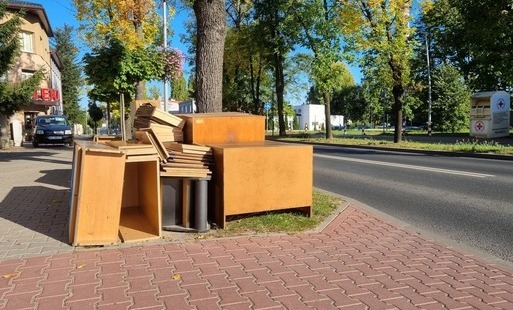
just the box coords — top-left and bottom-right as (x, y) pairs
(32, 88), (60, 101)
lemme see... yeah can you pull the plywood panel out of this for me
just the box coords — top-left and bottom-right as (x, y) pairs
(179, 113), (265, 144)
(68, 144), (82, 244)
(210, 142), (313, 228)
(138, 160), (161, 236)
(73, 149), (126, 245)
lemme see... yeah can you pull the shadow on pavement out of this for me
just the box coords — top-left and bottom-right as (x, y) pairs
(0, 185), (70, 244)
(37, 168), (72, 189)
(0, 147), (73, 165)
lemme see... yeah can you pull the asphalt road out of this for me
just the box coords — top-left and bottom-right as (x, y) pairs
(313, 145), (513, 263)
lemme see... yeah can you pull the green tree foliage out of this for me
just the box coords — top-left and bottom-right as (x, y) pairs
(83, 39), (163, 138)
(291, 0), (353, 138)
(73, 0), (160, 50)
(171, 75), (189, 101)
(422, 0), (513, 91)
(88, 101), (103, 134)
(0, 2), (20, 75)
(253, 0), (300, 136)
(83, 39), (163, 104)
(339, 0), (415, 142)
(53, 25), (83, 124)
(332, 85), (367, 125)
(222, 1), (274, 114)
(431, 63), (470, 133)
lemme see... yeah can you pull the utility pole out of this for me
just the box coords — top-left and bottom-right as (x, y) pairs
(425, 33), (433, 136)
(163, 0), (169, 113)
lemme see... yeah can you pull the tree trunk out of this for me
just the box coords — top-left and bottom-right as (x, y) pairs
(274, 51), (286, 136)
(194, 0), (226, 113)
(323, 91), (332, 139)
(392, 84), (404, 143)
(389, 57), (404, 143)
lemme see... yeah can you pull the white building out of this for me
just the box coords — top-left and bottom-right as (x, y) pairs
(160, 99), (180, 113)
(330, 115), (345, 129)
(178, 99), (196, 114)
(294, 104), (325, 130)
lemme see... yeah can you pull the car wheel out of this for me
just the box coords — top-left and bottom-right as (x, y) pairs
(32, 141), (39, 148)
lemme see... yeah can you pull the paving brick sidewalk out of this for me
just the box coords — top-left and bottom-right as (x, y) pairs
(1, 145), (513, 309)
(0, 205), (512, 309)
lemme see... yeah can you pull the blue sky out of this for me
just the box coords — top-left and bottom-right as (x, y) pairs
(31, 0), (362, 108)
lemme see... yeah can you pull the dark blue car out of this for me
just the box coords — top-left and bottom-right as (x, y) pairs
(32, 115), (73, 147)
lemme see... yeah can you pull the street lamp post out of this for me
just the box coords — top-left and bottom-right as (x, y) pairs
(425, 33), (433, 136)
(163, 0), (168, 113)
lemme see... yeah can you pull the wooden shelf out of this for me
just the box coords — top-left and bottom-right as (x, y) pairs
(120, 160), (161, 242)
(119, 207), (160, 242)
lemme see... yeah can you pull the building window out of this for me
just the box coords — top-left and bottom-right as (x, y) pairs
(21, 70), (34, 80)
(20, 32), (34, 53)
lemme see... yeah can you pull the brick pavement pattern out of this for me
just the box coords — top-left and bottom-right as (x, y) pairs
(0, 148), (74, 260)
(0, 205), (512, 309)
(1, 146), (513, 309)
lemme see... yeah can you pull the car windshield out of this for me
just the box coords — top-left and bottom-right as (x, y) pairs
(37, 117), (69, 126)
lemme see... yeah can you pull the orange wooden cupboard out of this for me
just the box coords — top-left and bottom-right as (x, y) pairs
(209, 141), (313, 228)
(69, 141), (161, 246)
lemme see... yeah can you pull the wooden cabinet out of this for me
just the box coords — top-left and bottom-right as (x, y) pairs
(69, 142), (126, 246)
(210, 141), (313, 228)
(179, 112), (265, 144)
(69, 141), (161, 246)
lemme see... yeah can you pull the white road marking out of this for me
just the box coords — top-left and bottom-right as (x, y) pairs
(314, 154), (495, 178)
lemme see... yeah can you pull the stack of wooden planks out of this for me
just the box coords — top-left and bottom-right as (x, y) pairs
(134, 104), (213, 178)
(160, 142), (213, 178)
(134, 103), (185, 142)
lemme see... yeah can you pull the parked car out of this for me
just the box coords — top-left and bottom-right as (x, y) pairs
(32, 115), (73, 147)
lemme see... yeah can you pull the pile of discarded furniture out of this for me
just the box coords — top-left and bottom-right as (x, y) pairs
(68, 104), (312, 246)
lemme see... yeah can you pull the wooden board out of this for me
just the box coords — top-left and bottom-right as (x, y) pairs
(162, 162), (208, 168)
(136, 130), (169, 162)
(210, 141), (313, 228)
(106, 140), (158, 156)
(164, 142), (211, 155)
(119, 207), (161, 242)
(136, 104), (185, 128)
(160, 168), (210, 178)
(68, 143), (83, 244)
(178, 112), (265, 144)
(94, 135), (122, 144)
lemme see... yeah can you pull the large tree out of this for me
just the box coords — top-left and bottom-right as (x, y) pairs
(223, 2), (273, 114)
(73, 0), (161, 100)
(431, 63), (470, 133)
(292, 0), (352, 139)
(339, 0), (415, 142)
(53, 25), (83, 125)
(0, 3), (43, 148)
(253, 0), (300, 136)
(83, 39), (163, 104)
(422, 0), (513, 91)
(193, 0), (226, 112)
